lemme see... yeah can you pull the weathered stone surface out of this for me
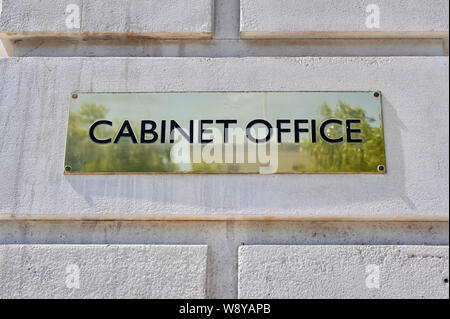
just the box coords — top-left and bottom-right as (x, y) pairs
(0, 0), (213, 38)
(240, 0), (449, 38)
(0, 57), (448, 221)
(11, 38), (447, 58)
(238, 245), (449, 298)
(0, 245), (208, 298)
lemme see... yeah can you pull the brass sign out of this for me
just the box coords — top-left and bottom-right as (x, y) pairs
(64, 92), (386, 174)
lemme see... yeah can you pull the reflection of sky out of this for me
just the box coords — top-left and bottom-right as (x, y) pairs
(72, 92), (381, 142)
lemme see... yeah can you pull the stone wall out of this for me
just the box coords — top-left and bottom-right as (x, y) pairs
(0, 0), (448, 298)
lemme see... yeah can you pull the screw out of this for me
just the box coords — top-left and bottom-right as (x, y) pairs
(377, 165), (385, 172)
(374, 92), (380, 98)
(72, 93), (78, 99)
(65, 165), (72, 173)
(444, 278), (449, 284)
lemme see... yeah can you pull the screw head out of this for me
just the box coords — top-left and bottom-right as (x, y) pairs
(377, 165), (385, 172)
(65, 165), (72, 173)
(72, 93), (78, 99)
(374, 92), (380, 98)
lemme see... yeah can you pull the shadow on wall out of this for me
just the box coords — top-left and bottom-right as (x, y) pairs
(64, 96), (414, 215)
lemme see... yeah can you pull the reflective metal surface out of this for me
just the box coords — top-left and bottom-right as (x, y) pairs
(64, 92), (386, 174)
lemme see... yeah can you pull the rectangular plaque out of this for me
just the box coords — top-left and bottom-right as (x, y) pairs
(64, 92), (386, 174)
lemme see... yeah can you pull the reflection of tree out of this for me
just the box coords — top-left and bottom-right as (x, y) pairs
(300, 101), (385, 172)
(66, 103), (177, 173)
(190, 144), (260, 173)
(192, 162), (230, 173)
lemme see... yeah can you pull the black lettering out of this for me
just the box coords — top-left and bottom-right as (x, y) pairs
(89, 120), (113, 144)
(199, 120), (213, 144)
(311, 119), (317, 143)
(294, 119), (309, 143)
(346, 119), (363, 143)
(160, 120), (166, 143)
(276, 119), (291, 143)
(170, 120), (194, 143)
(216, 120), (237, 143)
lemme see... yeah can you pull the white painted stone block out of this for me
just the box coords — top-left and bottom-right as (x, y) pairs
(0, 245), (208, 298)
(0, 0), (213, 38)
(0, 57), (448, 221)
(238, 245), (449, 299)
(240, 0), (449, 38)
